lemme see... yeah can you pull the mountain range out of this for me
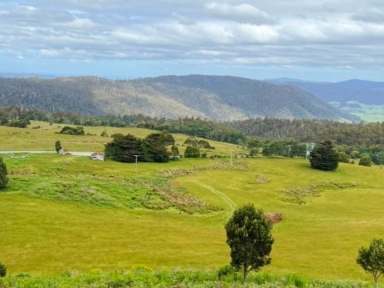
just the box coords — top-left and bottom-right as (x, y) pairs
(0, 75), (357, 122)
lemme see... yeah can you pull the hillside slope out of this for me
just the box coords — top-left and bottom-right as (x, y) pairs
(271, 78), (384, 121)
(0, 75), (355, 121)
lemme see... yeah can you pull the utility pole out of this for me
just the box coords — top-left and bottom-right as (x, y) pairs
(133, 155), (140, 172)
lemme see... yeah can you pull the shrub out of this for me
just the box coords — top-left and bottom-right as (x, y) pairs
(0, 158), (8, 190)
(55, 140), (62, 154)
(184, 146), (200, 158)
(372, 152), (384, 165)
(337, 151), (350, 163)
(310, 141), (339, 171)
(59, 126), (85, 135)
(359, 154), (372, 167)
(0, 262), (6, 277)
(100, 130), (109, 137)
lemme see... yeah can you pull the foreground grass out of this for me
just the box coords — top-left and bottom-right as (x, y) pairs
(0, 270), (371, 288)
(0, 123), (383, 281)
(1, 154), (383, 281)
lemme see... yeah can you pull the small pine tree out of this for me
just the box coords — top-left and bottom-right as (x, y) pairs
(225, 204), (274, 282)
(357, 239), (384, 287)
(310, 140), (339, 171)
(0, 158), (8, 190)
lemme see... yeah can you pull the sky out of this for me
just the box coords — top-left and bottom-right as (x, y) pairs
(1, 0), (384, 81)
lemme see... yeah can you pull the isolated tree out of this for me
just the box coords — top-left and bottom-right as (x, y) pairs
(105, 134), (143, 163)
(0, 158), (8, 190)
(359, 154), (373, 167)
(55, 140), (62, 154)
(357, 239), (384, 286)
(0, 262), (6, 277)
(184, 146), (200, 158)
(310, 140), (339, 171)
(225, 204), (274, 282)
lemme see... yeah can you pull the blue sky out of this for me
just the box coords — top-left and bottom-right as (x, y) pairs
(1, 0), (384, 81)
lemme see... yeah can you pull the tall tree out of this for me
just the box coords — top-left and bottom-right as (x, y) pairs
(105, 134), (143, 163)
(225, 205), (274, 282)
(141, 133), (171, 163)
(310, 140), (339, 171)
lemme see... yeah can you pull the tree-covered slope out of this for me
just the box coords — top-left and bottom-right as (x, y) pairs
(0, 75), (355, 121)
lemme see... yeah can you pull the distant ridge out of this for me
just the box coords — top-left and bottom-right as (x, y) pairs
(269, 78), (384, 121)
(0, 75), (356, 121)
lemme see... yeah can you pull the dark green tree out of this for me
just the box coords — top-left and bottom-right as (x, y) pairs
(225, 204), (274, 282)
(105, 134), (143, 163)
(0, 158), (8, 190)
(357, 239), (384, 286)
(309, 141), (339, 171)
(141, 133), (171, 163)
(184, 146), (200, 158)
(55, 140), (62, 154)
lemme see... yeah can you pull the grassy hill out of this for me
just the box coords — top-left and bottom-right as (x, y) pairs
(0, 121), (241, 155)
(0, 123), (383, 284)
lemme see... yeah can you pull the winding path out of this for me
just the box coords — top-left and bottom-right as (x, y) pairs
(193, 181), (236, 212)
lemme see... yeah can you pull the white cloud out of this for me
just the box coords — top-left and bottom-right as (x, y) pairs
(205, 2), (272, 23)
(64, 18), (96, 29)
(2, 0), (384, 68)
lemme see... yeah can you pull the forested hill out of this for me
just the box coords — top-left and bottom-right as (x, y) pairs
(0, 75), (355, 121)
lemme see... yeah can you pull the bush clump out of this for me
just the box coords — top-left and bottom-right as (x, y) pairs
(184, 146), (200, 158)
(0, 262), (6, 277)
(359, 154), (372, 167)
(0, 158), (8, 190)
(59, 126), (85, 135)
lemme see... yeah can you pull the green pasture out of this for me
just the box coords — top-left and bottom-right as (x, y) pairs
(0, 123), (383, 283)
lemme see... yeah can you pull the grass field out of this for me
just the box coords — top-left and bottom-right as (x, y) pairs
(0, 121), (242, 156)
(0, 123), (384, 283)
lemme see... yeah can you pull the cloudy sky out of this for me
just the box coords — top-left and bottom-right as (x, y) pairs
(1, 0), (384, 81)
